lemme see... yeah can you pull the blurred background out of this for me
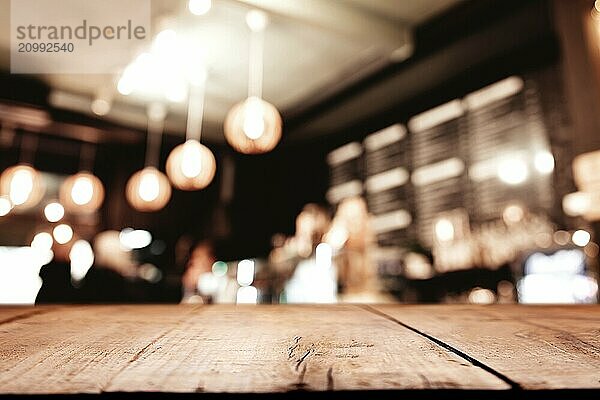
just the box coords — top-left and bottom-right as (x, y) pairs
(1, 0), (600, 305)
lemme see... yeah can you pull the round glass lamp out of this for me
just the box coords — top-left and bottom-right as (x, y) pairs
(60, 172), (105, 214)
(166, 140), (216, 190)
(224, 97), (282, 154)
(0, 164), (45, 210)
(126, 167), (171, 212)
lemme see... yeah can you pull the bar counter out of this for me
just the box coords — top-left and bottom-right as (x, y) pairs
(0, 304), (598, 398)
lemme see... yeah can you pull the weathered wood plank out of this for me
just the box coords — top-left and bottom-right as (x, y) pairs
(106, 305), (507, 393)
(0, 305), (56, 325)
(0, 305), (203, 394)
(370, 305), (600, 390)
(0, 305), (508, 394)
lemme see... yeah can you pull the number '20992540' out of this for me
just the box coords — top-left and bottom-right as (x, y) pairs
(18, 42), (74, 53)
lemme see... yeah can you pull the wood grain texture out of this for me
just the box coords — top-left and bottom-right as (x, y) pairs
(370, 305), (600, 390)
(0, 305), (56, 325)
(0, 304), (508, 394)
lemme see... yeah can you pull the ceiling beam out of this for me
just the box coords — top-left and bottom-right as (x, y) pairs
(232, 0), (412, 61)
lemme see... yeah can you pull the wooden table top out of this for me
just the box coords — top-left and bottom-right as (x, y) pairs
(0, 304), (598, 398)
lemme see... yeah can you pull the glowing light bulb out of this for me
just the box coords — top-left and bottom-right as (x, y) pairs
(71, 176), (94, 205)
(126, 167), (171, 212)
(224, 97), (282, 154)
(0, 196), (12, 217)
(53, 224), (73, 245)
(0, 165), (44, 210)
(534, 151), (554, 174)
(139, 172), (160, 202)
(243, 112), (265, 139)
(572, 230), (591, 247)
(246, 10), (269, 32)
(435, 218), (454, 242)
(117, 76), (134, 95)
(189, 0), (211, 15)
(181, 141), (203, 178)
(60, 172), (104, 214)
(44, 202), (65, 223)
(166, 140), (216, 190)
(242, 97), (265, 139)
(9, 169), (34, 205)
(497, 158), (528, 185)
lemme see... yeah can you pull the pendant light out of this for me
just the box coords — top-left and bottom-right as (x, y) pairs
(126, 103), (172, 212)
(166, 71), (216, 190)
(60, 143), (105, 214)
(0, 133), (45, 211)
(224, 9), (282, 154)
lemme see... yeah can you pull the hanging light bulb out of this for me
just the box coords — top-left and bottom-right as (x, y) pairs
(225, 97), (282, 154)
(245, 9), (269, 32)
(166, 69), (216, 190)
(60, 172), (105, 214)
(126, 167), (171, 212)
(243, 96), (265, 139)
(0, 164), (45, 210)
(166, 140), (216, 190)
(126, 103), (171, 212)
(224, 10), (282, 154)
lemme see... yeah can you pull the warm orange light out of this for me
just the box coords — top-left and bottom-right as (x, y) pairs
(166, 140), (216, 190)
(126, 167), (171, 212)
(60, 172), (105, 214)
(0, 164), (45, 210)
(573, 150), (600, 191)
(224, 97), (282, 154)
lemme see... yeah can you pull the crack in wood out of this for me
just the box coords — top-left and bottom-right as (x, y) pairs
(327, 367), (334, 391)
(287, 336), (302, 359)
(359, 305), (523, 390)
(289, 362), (309, 391)
(101, 315), (199, 392)
(295, 349), (312, 371)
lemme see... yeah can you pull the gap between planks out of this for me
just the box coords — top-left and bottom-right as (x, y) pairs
(358, 304), (523, 390)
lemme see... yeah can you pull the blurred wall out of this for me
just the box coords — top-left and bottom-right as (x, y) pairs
(554, 0), (600, 155)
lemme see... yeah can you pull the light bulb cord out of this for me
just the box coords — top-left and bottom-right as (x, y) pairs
(248, 28), (264, 99)
(186, 81), (206, 142)
(145, 107), (166, 168)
